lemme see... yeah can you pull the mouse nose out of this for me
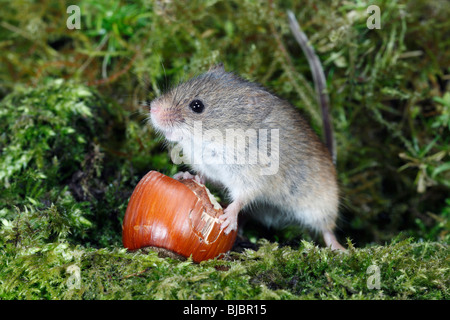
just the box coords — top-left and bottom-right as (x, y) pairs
(150, 104), (160, 114)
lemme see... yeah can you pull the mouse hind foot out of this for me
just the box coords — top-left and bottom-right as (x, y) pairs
(322, 229), (346, 252)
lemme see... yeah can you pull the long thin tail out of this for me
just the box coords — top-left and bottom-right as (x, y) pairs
(287, 10), (336, 164)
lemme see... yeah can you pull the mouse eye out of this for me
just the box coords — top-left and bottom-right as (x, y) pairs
(189, 99), (204, 113)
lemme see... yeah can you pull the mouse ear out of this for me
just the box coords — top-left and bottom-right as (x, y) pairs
(208, 63), (225, 73)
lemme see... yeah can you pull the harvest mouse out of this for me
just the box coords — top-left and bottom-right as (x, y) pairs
(149, 64), (345, 251)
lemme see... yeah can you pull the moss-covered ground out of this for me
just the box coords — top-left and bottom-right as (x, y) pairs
(0, 0), (448, 300)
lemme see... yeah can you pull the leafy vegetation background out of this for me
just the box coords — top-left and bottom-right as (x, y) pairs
(0, 0), (448, 299)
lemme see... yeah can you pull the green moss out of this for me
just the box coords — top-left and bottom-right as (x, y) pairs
(1, 237), (447, 300)
(0, 79), (110, 241)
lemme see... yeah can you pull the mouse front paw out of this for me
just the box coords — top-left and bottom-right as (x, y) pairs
(173, 171), (205, 184)
(173, 171), (195, 180)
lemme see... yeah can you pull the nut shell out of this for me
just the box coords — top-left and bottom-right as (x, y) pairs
(122, 171), (237, 262)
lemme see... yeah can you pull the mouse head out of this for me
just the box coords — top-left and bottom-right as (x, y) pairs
(149, 64), (271, 142)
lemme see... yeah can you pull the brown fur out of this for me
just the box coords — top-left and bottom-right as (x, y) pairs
(150, 65), (345, 250)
